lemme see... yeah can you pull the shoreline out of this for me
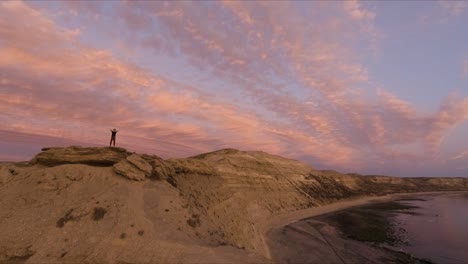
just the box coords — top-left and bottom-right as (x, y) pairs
(262, 191), (468, 261)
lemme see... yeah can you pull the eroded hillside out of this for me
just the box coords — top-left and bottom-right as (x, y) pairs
(0, 146), (467, 263)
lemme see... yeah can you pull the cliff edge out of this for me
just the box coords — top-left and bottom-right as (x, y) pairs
(0, 146), (467, 263)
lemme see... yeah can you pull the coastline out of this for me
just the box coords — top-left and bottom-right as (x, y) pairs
(263, 191), (468, 263)
(2, 146), (468, 263)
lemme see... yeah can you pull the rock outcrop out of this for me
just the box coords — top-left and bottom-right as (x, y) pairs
(31, 146), (128, 167)
(140, 154), (175, 180)
(30, 146), (174, 182)
(0, 164), (13, 185)
(113, 154), (152, 181)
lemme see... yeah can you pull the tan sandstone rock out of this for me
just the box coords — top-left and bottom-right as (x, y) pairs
(113, 154), (152, 181)
(140, 154), (175, 180)
(0, 165), (13, 185)
(127, 154), (152, 175)
(31, 146), (128, 167)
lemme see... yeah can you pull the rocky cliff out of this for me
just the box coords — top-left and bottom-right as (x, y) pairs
(0, 146), (467, 263)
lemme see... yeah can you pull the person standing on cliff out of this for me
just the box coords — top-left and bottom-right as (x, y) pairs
(109, 128), (118, 147)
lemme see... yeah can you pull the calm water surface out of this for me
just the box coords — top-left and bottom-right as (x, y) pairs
(395, 193), (468, 263)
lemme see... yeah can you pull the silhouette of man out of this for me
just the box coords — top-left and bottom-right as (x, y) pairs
(110, 128), (118, 147)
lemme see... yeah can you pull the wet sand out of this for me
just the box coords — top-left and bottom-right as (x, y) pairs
(267, 218), (419, 264)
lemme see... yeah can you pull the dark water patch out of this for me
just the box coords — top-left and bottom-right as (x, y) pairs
(271, 194), (468, 264)
(379, 248), (435, 264)
(331, 209), (401, 245)
(312, 193), (468, 263)
(316, 201), (420, 246)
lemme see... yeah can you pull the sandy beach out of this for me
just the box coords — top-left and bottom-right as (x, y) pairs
(265, 191), (468, 263)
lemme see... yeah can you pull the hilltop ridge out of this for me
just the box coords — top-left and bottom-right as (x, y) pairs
(0, 146), (467, 263)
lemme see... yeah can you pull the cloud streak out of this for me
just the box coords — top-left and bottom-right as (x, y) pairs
(1, 1), (467, 176)
(450, 149), (468, 161)
(439, 1), (467, 17)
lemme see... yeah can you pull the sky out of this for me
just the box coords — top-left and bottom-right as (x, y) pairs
(1, 1), (468, 177)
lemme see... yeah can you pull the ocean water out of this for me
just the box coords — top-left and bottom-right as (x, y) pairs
(394, 193), (468, 263)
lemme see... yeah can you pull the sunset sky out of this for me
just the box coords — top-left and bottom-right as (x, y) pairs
(1, 1), (468, 177)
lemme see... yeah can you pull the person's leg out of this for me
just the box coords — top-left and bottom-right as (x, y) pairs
(110, 137), (113, 146)
(113, 138), (116, 147)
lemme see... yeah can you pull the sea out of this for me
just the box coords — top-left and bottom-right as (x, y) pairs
(393, 193), (468, 263)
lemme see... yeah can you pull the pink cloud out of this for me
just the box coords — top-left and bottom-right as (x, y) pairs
(1, 1), (468, 176)
(343, 0), (376, 20)
(450, 149), (468, 160)
(438, 1), (466, 17)
(0, 2), (301, 161)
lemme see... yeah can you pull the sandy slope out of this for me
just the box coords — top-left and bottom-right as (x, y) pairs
(0, 165), (267, 263)
(0, 146), (467, 263)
